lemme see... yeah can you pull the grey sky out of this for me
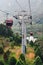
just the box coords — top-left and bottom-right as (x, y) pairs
(0, 0), (43, 23)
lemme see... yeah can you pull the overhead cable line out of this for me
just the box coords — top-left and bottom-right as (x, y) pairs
(16, 0), (23, 10)
(28, 0), (32, 25)
(0, 9), (9, 15)
(28, 0), (32, 16)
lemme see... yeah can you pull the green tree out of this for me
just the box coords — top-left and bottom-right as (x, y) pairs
(0, 24), (13, 37)
(0, 61), (4, 65)
(13, 34), (22, 45)
(9, 57), (17, 65)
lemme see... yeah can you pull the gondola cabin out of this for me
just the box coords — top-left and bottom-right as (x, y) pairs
(6, 19), (13, 27)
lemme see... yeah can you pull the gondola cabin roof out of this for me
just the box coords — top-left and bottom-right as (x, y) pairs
(6, 19), (13, 23)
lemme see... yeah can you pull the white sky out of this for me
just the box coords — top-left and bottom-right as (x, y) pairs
(0, 0), (43, 23)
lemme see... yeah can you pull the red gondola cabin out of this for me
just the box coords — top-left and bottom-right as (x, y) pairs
(6, 19), (13, 27)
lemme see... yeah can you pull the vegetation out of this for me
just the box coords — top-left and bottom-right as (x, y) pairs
(0, 47), (4, 54)
(0, 23), (43, 65)
(0, 24), (13, 37)
(9, 57), (17, 65)
(19, 54), (26, 62)
(0, 40), (43, 65)
(0, 24), (22, 46)
(13, 34), (22, 45)
(0, 61), (4, 65)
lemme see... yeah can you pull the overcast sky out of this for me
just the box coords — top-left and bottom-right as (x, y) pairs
(0, 0), (43, 23)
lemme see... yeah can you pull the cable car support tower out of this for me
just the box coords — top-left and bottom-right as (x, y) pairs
(15, 0), (32, 54)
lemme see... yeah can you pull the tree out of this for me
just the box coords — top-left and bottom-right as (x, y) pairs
(0, 61), (4, 65)
(9, 57), (17, 65)
(0, 24), (13, 37)
(13, 34), (22, 45)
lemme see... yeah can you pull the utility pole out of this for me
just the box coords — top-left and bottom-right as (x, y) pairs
(22, 16), (26, 54)
(21, 0), (32, 54)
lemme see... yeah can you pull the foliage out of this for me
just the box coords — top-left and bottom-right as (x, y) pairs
(30, 41), (34, 47)
(0, 24), (13, 37)
(9, 57), (17, 65)
(16, 60), (21, 65)
(29, 40), (41, 57)
(3, 50), (11, 63)
(37, 36), (43, 63)
(5, 50), (11, 56)
(10, 42), (15, 49)
(3, 53), (8, 62)
(16, 54), (27, 65)
(35, 45), (41, 57)
(0, 47), (4, 54)
(29, 40), (43, 64)
(1, 42), (5, 48)
(16, 60), (25, 65)
(34, 56), (42, 65)
(9, 37), (14, 42)
(0, 61), (4, 65)
(0, 36), (43, 65)
(0, 24), (22, 45)
(13, 34), (22, 45)
(34, 41), (43, 62)
(19, 54), (25, 62)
